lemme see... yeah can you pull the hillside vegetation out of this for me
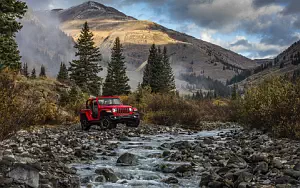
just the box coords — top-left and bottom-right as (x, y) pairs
(0, 70), (83, 140)
(234, 76), (300, 139)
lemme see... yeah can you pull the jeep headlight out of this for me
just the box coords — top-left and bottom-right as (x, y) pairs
(129, 108), (133, 112)
(112, 108), (117, 113)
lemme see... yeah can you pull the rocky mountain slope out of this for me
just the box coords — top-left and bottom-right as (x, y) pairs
(57, 1), (257, 82)
(236, 41), (300, 88)
(16, 10), (75, 76)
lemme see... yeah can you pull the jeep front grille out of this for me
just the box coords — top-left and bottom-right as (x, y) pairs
(116, 108), (130, 114)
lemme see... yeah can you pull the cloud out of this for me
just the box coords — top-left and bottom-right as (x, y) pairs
(231, 39), (253, 48)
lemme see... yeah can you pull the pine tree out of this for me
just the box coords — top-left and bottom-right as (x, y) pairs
(151, 46), (165, 92)
(57, 62), (69, 82)
(142, 44), (165, 93)
(142, 44), (157, 87)
(0, 0), (27, 71)
(39, 65), (46, 78)
(231, 84), (238, 100)
(22, 62), (29, 77)
(103, 37), (130, 96)
(31, 68), (36, 79)
(69, 22), (102, 96)
(142, 45), (175, 93)
(162, 46), (175, 92)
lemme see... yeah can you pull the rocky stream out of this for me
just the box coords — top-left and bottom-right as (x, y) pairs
(1, 123), (300, 188)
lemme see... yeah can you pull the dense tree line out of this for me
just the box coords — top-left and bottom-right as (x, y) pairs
(180, 73), (231, 97)
(227, 61), (273, 85)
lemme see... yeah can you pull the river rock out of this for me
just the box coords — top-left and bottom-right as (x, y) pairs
(95, 168), (119, 183)
(119, 135), (131, 141)
(117, 152), (138, 166)
(163, 150), (171, 157)
(273, 159), (283, 169)
(162, 177), (179, 184)
(254, 162), (269, 174)
(199, 173), (214, 187)
(171, 141), (192, 150)
(156, 163), (176, 173)
(283, 169), (300, 179)
(95, 175), (106, 183)
(174, 164), (193, 174)
(226, 155), (248, 169)
(7, 163), (39, 188)
(293, 163), (300, 171)
(203, 137), (213, 145)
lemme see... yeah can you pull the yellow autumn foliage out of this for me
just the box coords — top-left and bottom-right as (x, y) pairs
(235, 76), (300, 139)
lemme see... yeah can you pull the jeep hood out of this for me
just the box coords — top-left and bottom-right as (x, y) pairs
(102, 105), (132, 108)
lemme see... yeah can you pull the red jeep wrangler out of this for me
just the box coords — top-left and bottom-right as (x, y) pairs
(79, 96), (140, 130)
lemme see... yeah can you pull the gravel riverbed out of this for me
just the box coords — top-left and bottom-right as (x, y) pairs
(0, 123), (300, 188)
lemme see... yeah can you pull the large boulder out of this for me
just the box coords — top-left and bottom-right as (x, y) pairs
(7, 163), (39, 188)
(116, 153), (138, 166)
(95, 168), (119, 183)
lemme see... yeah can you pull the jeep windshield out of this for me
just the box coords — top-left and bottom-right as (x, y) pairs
(98, 98), (122, 105)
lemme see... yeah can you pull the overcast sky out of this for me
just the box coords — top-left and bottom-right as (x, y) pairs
(22, 0), (300, 59)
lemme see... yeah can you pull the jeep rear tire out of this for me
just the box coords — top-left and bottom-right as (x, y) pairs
(80, 115), (91, 131)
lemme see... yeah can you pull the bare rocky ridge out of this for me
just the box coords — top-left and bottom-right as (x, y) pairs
(57, 1), (257, 82)
(58, 1), (136, 22)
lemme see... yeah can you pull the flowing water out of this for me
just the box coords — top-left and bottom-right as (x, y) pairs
(71, 129), (232, 188)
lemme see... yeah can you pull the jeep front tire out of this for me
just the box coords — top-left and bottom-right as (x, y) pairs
(126, 119), (140, 128)
(100, 116), (113, 130)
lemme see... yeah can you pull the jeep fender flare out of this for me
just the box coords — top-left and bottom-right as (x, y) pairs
(100, 110), (113, 119)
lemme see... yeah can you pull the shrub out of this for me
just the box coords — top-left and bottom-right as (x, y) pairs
(0, 70), (41, 140)
(0, 71), (81, 140)
(126, 86), (232, 129)
(234, 76), (300, 139)
(58, 85), (88, 117)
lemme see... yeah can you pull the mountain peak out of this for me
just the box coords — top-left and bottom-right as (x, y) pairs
(58, 1), (136, 22)
(82, 1), (107, 10)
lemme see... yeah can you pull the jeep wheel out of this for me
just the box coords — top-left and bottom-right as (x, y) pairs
(109, 123), (117, 129)
(81, 115), (91, 131)
(100, 116), (112, 130)
(126, 119), (140, 128)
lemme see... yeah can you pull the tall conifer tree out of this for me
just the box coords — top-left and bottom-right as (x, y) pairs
(57, 62), (69, 82)
(31, 68), (36, 79)
(69, 22), (102, 96)
(162, 47), (176, 92)
(39, 65), (46, 78)
(142, 44), (157, 88)
(103, 37), (130, 96)
(0, 0), (27, 71)
(21, 62), (29, 77)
